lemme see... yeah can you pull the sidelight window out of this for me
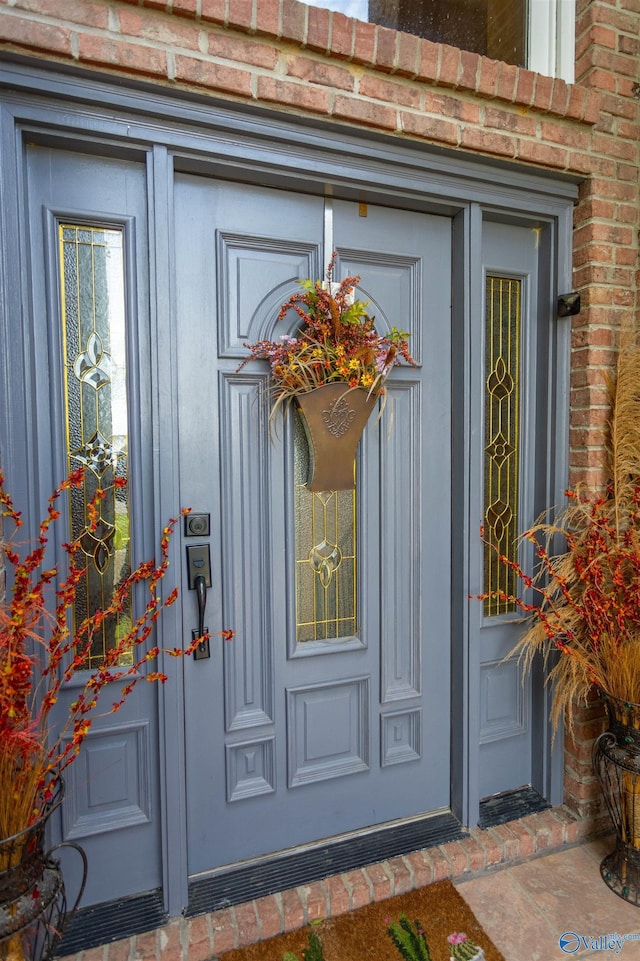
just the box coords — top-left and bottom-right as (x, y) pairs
(58, 224), (131, 669)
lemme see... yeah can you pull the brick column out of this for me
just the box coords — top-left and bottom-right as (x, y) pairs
(564, 0), (640, 818)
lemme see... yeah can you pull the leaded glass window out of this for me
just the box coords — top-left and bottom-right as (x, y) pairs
(294, 412), (358, 642)
(58, 224), (131, 669)
(483, 276), (521, 616)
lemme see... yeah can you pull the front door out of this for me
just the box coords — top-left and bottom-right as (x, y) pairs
(175, 178), (453, 874)
(24, 142), (455, 896)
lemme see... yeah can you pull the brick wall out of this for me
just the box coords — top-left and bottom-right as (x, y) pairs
(0, 0), (605, 154)
(1, 0), (638, 823)
(572, 0), (640, 493)
(566, 0), (640, 819)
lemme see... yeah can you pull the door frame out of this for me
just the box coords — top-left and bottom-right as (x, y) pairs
(0, 58), (577, 917)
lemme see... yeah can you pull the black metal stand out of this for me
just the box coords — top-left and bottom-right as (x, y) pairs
(593, 694), (640, 907)
(0, 784), (87, 961)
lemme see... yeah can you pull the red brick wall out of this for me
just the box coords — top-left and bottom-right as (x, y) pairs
(572, 0), (640, 493)
(565, 0), (639, 820)
(0, 0), (603, 150)
(1, 0), (638, 824)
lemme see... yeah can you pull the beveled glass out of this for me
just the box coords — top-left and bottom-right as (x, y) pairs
(483, 275), (521, 616)
(58, 224), (131, 668)
(294, 411), (357, 642)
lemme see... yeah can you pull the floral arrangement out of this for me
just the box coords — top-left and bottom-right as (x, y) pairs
(447, 932), (484, 961)
(478, 325), (640, 733)
(0, 467), (232, 841)
(239, 254), (415, 415)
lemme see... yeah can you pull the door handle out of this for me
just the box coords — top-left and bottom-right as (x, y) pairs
(186, 544), (212, 660)
(194, 573), (207, 640)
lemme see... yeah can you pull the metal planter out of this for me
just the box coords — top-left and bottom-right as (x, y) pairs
(295, 384), (377, 492)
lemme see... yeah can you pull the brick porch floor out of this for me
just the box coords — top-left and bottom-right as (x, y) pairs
(457, 834), (640, 960)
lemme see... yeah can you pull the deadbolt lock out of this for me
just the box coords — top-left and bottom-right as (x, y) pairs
(184, 512), (210, 537)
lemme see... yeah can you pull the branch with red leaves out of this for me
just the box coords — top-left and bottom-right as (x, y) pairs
(0, 468), (234, 828)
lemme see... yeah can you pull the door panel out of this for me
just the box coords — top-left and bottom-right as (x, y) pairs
(25, 147), (160, 905)
(176, 179), (453, 874)
(477, 220), (542, 798)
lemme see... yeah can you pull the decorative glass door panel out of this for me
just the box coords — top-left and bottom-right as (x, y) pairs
(59, 224), (131, 666)
(483, 276), (521, 618)
(294, 412), (358, 643)
(176, 178), (453, 874)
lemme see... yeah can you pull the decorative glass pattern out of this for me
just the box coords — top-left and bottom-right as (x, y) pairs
(294, 412), (357, 642)
(484, 276), (521, 616)
(59, 224), (131, 668)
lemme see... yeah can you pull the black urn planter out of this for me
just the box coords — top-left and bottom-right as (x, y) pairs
(593, 693), (640, 906)
(0, 783), (86, 961)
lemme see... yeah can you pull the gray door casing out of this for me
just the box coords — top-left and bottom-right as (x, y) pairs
(0, 59), (576, 915)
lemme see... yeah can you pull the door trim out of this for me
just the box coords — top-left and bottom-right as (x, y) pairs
(0, 59), (575, 918)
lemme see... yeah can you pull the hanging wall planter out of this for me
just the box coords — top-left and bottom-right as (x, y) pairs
(239, 254), (416, 489)
(296, 384), (378, 492)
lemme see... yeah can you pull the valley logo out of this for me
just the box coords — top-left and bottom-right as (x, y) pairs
(559, 931), (640, 954)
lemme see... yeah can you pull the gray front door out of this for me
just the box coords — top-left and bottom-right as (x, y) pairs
(175, 178), (453, 874)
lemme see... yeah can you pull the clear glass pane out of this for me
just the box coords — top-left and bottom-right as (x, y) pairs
(294, 411), (358, 642)
(59, 224), (131, 669)
(483, 276), (521, 617)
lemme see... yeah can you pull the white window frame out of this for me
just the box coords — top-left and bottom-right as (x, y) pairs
(528, 0), (576, 83)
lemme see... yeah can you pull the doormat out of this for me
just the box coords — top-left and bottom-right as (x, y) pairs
(219, 880), (505, 961)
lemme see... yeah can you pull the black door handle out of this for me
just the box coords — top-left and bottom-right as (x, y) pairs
(194, 573), (207, 639)
(186, 544), (211, 659)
